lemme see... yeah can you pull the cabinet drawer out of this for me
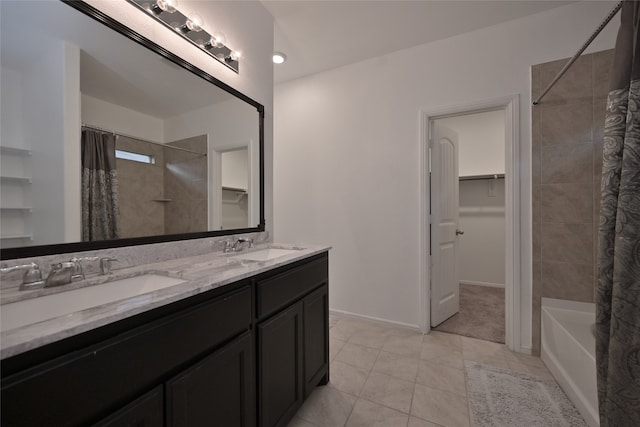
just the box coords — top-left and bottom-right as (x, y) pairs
(256, 257), (328, 320)
(1, 285), (251, 427)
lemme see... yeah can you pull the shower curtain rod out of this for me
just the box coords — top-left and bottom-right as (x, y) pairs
(532, 0), (623, 106)
(81, 124), (207, 157)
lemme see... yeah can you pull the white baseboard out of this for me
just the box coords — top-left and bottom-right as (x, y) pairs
(460, 280), (505, 289)
(329, 308), (421, 333)
(516, 345), (533, 355)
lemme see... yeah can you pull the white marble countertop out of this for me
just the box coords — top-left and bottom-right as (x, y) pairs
(0, 243), (330, 360)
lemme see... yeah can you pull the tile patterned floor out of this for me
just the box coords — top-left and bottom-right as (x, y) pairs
(288, 314), (554, 427)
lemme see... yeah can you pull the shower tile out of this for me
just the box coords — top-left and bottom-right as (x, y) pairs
(540, 101), (592, 146)
(540, 142), (592, 184)
(532, 184), (541, 224)
(531, 64), (541, 100)
(541, 261), (594, 303)
(593, 49), (615, 100)
(541, 183), (593, 223)
(533, 220), (541, 264)
(541, 223), (593, 264)
(532, 144), (541, 186)
(593, 100), (607, 146)
(539, 55), (592, 104)
(593, 175), (602, 223)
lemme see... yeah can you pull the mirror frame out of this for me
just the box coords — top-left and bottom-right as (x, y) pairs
(0, 0), (265, 260)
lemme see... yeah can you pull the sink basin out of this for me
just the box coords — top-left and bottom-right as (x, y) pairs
(1, 274), (185, 332)
(232, 248), (302, 262)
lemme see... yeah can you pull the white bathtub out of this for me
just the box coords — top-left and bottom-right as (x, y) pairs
(541, 297), (598, 427)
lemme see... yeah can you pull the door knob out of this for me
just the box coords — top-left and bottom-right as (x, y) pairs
(456, 229), (464, 235)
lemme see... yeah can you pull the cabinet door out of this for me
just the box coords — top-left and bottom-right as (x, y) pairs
(93, 386), (163, 427)
(303, 285), (329, 397)
(166, 331), (255, 427)
(258, 302), (304, 427)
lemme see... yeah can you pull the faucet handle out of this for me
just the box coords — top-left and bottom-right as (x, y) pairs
(69, 256), (99, 281)
(0, 262), (44, 290)
(99, 257), (118, 275)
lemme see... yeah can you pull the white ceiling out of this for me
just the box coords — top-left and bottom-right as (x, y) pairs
(262, 0), (575, 83)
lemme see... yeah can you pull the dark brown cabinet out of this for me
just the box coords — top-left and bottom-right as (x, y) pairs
(303, 285), (329, 398)
(167, 331), (255, 427)
(94, 386), (164, 427)
(258, 302), (304, 427)
(1, 252), (329, 427)
(256, 255), (329, 427)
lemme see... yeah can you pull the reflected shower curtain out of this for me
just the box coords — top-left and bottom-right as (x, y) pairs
(81, 129), (120, 241)
(596, 1), (640, 425)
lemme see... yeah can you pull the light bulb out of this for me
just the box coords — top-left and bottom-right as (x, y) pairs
(186, 13), (204, 31)
(150, 0), (177, 15)
(230, 50), (241, 61)
(211, 31), (226, 47)
(273, 52), (287, 64)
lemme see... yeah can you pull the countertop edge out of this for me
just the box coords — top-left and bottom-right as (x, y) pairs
(1, 244), (331, 360)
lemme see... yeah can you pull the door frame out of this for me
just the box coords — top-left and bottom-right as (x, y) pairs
(419, 94), (521, 351)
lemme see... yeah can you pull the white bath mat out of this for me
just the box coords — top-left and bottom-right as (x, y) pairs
(465, 361), (588, 427)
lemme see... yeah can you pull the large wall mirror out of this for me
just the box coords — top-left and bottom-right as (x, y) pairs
(0, 0), (264, 259)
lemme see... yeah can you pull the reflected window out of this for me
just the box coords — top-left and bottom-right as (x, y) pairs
(115, 149), (155, 164)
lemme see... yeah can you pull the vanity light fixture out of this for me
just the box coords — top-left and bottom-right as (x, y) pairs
(127, 0), (240, 73)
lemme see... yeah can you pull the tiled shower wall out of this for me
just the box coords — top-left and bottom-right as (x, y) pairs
(531, 49), (613, 354)
(116, 136), (166, 238)
(164, 135), (208, 235)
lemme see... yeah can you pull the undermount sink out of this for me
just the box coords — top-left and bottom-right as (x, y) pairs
(1, 274), (185, 332)
(232, 248), (303, 262)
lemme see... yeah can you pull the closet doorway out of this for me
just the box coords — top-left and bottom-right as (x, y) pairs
(420, 95), (521, 351)
(432, 110), (506, 343)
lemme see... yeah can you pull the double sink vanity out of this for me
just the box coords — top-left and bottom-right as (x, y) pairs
(1, 243), (330, 427)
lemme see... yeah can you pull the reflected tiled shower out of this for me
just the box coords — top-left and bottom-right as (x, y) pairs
(531, 49), (614, 354)
(116, 135), (208, 239)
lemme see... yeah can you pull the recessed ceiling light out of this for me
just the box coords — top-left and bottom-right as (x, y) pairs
(273, 52), (287, 64)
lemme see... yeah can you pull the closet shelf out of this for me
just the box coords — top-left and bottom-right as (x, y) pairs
(459, 174), (504, 181)
(222, 186), (247, 194)
(0, 176), (32, 184)
(0, 146), (32, 156)
(0, 207), (33, 213)
(0, 234), (33, 241)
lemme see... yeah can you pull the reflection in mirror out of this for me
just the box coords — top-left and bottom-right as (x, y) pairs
(0, 0), (263, 254)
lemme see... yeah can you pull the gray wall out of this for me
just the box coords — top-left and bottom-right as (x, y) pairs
(531, 48), (613, 354)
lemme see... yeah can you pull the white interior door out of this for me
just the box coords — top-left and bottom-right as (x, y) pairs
(430, 123), (460, 327)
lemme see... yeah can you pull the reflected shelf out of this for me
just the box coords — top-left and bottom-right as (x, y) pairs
(0, 146), (32, 156)
(0, 176), (32, 184)
(459, 174), (505, 181)
(0, 207), (33, 213)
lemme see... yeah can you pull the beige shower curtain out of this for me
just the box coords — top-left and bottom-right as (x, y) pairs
(596, 1), (640, 425)
(81, 129), (120, 241)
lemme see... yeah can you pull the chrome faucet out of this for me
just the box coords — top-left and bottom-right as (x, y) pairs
(223, 237), (254, 253)
(45, 257), (98, 287)
(0, 262), (44, 290)
(45, 262), (76, 287)
(99, 257), (118, 275)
